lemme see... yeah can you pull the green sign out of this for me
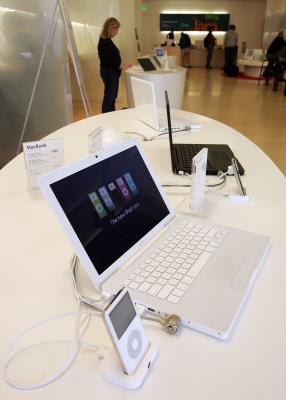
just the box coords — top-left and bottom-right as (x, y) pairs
(160, 14), (230, 31)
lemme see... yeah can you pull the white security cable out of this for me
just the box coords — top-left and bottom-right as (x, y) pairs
(70, 254), (113, 310)
(3, 251), (183, 391)
(3, 308), (99, 390)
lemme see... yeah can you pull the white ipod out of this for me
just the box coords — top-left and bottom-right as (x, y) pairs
(104, 288), (150, 375)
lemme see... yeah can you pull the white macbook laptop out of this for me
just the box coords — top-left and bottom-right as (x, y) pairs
(131, 76), (191, 134)
(38, 139), (270, 340)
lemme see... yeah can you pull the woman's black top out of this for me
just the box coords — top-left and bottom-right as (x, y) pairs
(98, 37), (121, 74)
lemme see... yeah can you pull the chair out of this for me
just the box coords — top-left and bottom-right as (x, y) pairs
(273, 56), (286, 92)
(257, 50), (269, 86)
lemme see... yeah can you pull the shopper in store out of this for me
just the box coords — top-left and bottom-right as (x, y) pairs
(166, 29), (176, 46)
(179, 32), (192, 68)
(167, 29), (175, 40)
(224, 24), (238, 69)
(204, 26), (217, 69)
(98, 17), (131, 113)
(263, 29), (286, 77)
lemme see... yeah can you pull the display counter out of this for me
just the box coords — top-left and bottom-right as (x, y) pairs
(238, 59), (267, 78)
(1, 109), (286, 399)
(124, 66), (186, 109)
(166, 46), (225, 68)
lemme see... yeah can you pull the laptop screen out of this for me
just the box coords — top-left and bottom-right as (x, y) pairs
(153, 55), (162, 68)
(50, 145), (170, 276)
(131, 77), (160, 131)
(155, 48), (164, 57)
(137, 57), (156, 71)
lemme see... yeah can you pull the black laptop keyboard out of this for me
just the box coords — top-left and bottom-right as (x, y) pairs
(180, 145), (217, 171)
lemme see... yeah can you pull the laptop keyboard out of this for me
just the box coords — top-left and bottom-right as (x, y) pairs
(123, 221), (227, 304)
(179, 145), (217, 170)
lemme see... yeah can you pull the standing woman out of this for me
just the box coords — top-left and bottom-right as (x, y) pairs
(98, 18), (130, 113)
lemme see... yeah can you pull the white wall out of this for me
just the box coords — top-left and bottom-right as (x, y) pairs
(263, 0), (286, 49)
(139, 0), (267, 56)
(118, 0), (137, 63)
(66, 0), (137, 101)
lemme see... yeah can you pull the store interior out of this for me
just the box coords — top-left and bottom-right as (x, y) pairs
(0, 0), (285, 173)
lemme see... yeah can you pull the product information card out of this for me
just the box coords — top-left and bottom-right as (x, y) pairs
(88, 127), (103, 154)
(23, 138), (64, 190)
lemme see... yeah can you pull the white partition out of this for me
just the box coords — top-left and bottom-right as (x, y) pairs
(0, 0), (73, 167)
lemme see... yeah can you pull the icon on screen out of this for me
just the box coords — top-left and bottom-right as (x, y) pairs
(116, 177), (132, 200)
(108, 182), (116, 191)
(88, 192), (107, 219)
(98, 186), (116, 211)
(123, 172), (139, 195)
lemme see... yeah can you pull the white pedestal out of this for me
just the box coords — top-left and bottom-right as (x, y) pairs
(124, 67), (186, 109)
(101, 344), (158, 390)
(238, 59), (268, 78)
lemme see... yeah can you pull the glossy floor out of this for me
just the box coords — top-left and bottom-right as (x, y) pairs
(73, 68), (286, 175)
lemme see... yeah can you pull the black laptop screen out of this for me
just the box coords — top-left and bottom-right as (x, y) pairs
(137, 57), (156, 71)
(50, 146), (170, 275)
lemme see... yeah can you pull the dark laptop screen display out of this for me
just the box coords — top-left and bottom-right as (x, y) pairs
(50, 146), (169, 275)
(137, 57), (156, 71)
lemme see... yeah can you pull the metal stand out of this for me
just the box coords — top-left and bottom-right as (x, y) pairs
(257, 57), (268, 86)
(16, 0), (91, 156)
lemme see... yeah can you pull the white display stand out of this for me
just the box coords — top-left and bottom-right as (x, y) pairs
(238, 49), (267, 78)
(125, 67), (186, 109)
(238, 59), (268, 78)
(101, 345), (158, 390)
(1, 109), (286, 400)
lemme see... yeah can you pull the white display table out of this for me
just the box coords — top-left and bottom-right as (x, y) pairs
(1, 109), (286, 399)
(238, 59), (268, 78)
(125, 66), (186, 109)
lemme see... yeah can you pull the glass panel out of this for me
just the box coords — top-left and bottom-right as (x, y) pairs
(0, 0), (73, 167)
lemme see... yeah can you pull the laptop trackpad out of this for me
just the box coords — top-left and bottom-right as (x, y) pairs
(208, 256), (255, 290)
(230, 258), (255, 290)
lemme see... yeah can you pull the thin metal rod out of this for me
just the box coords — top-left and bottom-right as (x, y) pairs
(58, 0), (91, 117)
(16, 1), (59, 156)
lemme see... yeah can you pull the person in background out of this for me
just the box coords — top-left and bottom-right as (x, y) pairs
(204, 26), (217, 69)
(167, 29), (175, 41)
(263, 29), (286, 77)
(98, 17), (131, 113)
(178, 32), (192, 68)
(224, 24), (238, 68)
(166, 29), (176, 46)
(273, 42), (286, 91)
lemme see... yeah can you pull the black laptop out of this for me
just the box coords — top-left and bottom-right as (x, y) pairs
(165, 91), (245, 176)
(137, 57), (157, 72)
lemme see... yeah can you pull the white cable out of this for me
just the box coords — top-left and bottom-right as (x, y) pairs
(70, 254), (113, 310)
(3, 309), (99, 391)
(70, 255), (181, 336)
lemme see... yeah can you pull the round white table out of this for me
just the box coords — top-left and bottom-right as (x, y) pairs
(124, 66), (186, 109)
(1, 109), (286, 400)
(238, 59), (268, 78)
